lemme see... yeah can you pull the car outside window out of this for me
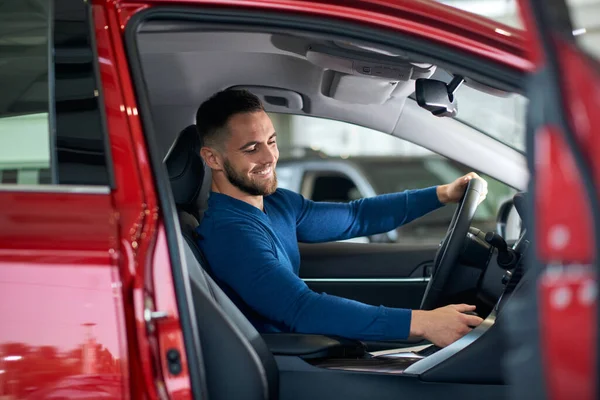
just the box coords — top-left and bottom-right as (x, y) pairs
(453, 86), (527, 153)
(0, 0), (112, 187)
(272, 114), (519, 244)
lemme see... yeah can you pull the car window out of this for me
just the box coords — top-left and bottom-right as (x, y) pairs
(272, 114), (519, 244)
(453, 86), (527, 152)
(309, 174), (360, 202)
(0, 0), (112, 187)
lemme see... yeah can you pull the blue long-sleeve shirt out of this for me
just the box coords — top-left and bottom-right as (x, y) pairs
(196, 187), (443, 341)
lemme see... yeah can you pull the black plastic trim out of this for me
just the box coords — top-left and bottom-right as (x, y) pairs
(48, 0), (58, 184)
(542, 0), (575, 42)
(276, 355), (507, 400)
(52, 0), (113, 187)
(123, 12), (208, 400)
(86, 2), (116, 189)
(262, 333), (365, 359)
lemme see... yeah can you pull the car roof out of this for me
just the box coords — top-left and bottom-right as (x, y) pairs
(126, 0), (530, 71)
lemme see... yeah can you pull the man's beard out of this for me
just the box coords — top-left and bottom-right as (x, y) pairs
(223, 159), (278, 196)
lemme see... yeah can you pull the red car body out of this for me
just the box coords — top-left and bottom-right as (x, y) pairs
(0, 1), (597, 399)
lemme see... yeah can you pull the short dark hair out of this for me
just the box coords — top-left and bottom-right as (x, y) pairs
(196, 89), (264, 148)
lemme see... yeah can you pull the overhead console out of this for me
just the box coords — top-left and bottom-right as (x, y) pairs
(305, 43), (436, 104)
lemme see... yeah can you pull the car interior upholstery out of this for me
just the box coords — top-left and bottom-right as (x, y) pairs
(163, 122), (520, 400)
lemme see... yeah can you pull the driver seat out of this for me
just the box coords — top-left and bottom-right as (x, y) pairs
(164, 125), (279, 400)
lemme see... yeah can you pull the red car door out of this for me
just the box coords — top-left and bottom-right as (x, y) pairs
(0, 1), (166, 398)
(0, 1), (127, 398)
(507, 1), (600, 399)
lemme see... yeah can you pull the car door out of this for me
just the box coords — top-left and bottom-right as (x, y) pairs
(0, 1), (127, 397)
(503, 1), (600, 399)
(0, 2), (200, 398)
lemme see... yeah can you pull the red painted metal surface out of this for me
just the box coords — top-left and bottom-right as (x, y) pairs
(152, 225), (193, 399)
(535, 125), (594, 262)
(94, 1), (185, 399)
(516, 0), (600, 398)
(535, 40), (600, 400)
(535, 126), (596, 399)
(93, 5), (155, 398)
(117, 0), (532, 72)
(0, 191), (126, 399)
(540, 266), (596, 400)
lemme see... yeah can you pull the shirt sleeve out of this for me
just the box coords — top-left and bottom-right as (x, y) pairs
(285, 186), (444, 243)
(204, 220), (413, 341)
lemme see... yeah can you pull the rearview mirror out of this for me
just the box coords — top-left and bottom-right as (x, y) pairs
(415, 76), (464, 117)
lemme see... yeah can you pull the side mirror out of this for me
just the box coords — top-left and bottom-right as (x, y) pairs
(415, 75), (464, 117)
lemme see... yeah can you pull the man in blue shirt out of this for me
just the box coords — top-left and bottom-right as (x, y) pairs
(196, 90), (486, 347)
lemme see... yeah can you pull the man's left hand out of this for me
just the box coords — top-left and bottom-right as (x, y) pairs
(437, 172), (488, 204)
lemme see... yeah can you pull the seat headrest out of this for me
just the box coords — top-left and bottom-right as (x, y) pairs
(164, 125), (211, 219)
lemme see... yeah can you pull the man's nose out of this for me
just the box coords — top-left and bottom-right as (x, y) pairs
(260, 144), (277, 164)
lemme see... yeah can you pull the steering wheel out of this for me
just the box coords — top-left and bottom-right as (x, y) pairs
(420, 178), (485, 310)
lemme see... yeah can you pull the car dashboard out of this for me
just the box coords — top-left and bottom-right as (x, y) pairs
(298, 192), (532, 384)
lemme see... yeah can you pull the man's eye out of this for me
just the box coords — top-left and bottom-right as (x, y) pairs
(244, 147), (257, 153)
(268, 140), (276, 145)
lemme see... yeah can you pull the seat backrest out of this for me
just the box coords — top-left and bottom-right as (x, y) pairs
(164, 125), (279, 400)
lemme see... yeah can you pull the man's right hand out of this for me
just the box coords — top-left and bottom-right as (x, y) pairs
(410, 304), (484, 348)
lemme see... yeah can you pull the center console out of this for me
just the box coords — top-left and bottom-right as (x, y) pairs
(272, 240), (529, 400)
(306, 303), (502, 383)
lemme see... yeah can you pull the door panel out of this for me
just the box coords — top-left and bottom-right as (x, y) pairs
(0, 191), (126, 398)
(298, 242), (438, 309)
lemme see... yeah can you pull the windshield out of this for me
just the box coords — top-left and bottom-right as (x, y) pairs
(454, 85), (527, 152)
(355, 157), (505, 221)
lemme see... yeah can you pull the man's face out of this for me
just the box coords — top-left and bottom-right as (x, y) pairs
(220, 110), (279, 196)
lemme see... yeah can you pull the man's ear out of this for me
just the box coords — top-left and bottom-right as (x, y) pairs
(200, 146), (224, 171)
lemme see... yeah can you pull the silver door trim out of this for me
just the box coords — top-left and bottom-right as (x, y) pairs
(0, 184), (110, 194)
(302, 277), (430, 283)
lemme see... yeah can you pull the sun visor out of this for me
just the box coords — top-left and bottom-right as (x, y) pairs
(307, 45), (435, 105)
(326, 72), (400, 104)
